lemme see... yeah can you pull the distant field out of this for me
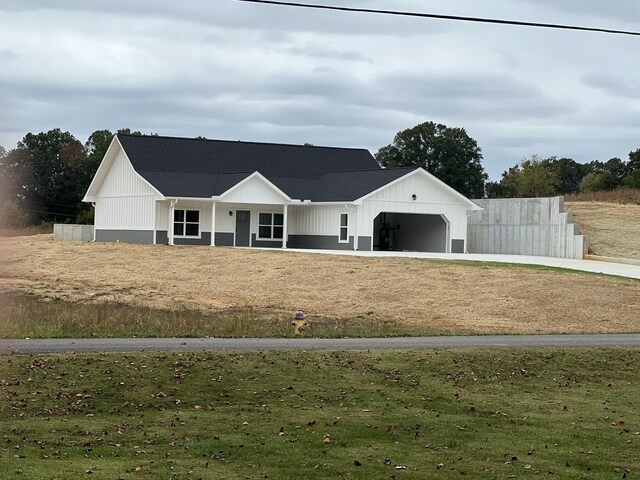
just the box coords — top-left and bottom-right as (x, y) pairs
(0, 235), (638, 338)
(565, 201), (640, 259)
(1, 349), (639, 480)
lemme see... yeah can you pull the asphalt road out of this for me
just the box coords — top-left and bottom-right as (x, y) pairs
(2, 334), (640, 355)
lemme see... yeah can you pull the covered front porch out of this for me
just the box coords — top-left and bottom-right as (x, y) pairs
(156, 199), (292, 248)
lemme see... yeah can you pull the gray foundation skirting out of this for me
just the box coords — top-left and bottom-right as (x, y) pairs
(215, 232), (234, 247)
(95, 229), (154, 244)
(451, 239), (465, 253)
(287, 235), (354, 250)
(357, 236), (372, 251)
(251, 234), (284, 248)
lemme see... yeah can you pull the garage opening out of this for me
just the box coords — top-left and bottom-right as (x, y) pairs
(373, 212), (448, 253)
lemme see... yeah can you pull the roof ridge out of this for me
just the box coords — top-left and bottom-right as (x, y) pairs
(117, 133), (371, 153)
(323, 166), (416, 174)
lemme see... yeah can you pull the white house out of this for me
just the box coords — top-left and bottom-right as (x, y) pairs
(83, 134), (481, 253)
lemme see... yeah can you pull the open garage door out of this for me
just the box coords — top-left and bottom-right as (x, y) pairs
(373, 212), (449, 253)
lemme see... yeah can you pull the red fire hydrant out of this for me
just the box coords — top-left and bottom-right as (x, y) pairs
(291, 309), (308, 335)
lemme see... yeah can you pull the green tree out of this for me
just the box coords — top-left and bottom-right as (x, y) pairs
(14, 129), (86, 222)
(375, 121), (487, 198)
(546, 157), (585, 194)
(623, 148), (640, 188)
(498, 155), (557, 198)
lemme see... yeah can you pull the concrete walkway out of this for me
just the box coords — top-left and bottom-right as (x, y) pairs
(2, 335), (640, 355)
(283, 248), (640, 280)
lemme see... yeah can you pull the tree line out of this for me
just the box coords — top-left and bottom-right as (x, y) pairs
(0, 128), (145, 227)
(1, 123), (638, 228)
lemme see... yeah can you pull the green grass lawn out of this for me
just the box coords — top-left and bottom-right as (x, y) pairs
(1, 349), (639, 479)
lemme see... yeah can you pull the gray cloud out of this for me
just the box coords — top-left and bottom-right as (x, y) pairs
(1, 0), (639, 181)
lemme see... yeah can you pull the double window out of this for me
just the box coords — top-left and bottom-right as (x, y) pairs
(339, 213), (348, 242)
(174, 209), (200, 237)
(259, 213), (284, 240)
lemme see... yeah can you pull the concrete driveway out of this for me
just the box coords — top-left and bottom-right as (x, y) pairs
(283, 248), (640, 280)
(2, 334), (640, 355)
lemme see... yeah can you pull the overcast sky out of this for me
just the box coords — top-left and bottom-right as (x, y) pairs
(1, 0), (639, 179)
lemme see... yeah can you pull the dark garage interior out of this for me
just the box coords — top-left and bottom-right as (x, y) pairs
(373, 212), (448, 252)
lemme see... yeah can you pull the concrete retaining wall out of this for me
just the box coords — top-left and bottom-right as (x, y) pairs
(467, 197), (588, 259)
(53, 224), (94, 242)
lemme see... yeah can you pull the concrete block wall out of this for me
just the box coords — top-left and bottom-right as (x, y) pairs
(467, 197), (588, 259)
(53, 224), (94, 242)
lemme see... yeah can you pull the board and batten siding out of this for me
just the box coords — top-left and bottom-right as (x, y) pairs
(357, 172), (471, 250)
(156, 200), (213, 232)
(94, 149), (159, 230)
(287, 205), (347, 236)
(221, 176), (288, 205)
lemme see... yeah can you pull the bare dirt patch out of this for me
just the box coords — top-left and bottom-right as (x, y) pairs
(566, 201), (640, 259)
(1, 235), (638, 334)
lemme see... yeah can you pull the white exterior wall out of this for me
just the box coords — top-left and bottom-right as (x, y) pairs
(357, 173), (471, 250)
(156, 199), (213, 232)
(94, 150), (159, 230)
(287, 204), (348, 237)
(221, 176), (288, 205)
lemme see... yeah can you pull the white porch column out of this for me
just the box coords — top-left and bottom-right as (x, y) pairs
(168, 200), (176, 246)
(210, 201), (216, 246)
(282, 203), (288, 249)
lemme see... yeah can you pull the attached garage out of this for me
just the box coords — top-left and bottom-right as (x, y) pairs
(373, 212), (449, 252)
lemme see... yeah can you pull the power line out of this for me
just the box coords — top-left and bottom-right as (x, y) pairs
(235, 0), (640, 37)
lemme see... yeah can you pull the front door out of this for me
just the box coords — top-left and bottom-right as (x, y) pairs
(235, 210), (251, 247)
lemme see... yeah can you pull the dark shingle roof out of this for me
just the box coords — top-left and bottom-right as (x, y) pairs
(118, 134), (415, 201)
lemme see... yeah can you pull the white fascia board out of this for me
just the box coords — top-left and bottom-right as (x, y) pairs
(82, 136), (166, 202)
(356, 168), (482, 210)
(218, 171), (293, 202)
(163, 196), (221, 202)
(82, 135), (119, 202)
(302, 201), (358, 206)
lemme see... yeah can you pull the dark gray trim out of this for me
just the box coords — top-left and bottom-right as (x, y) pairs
(215, 232), (234, 247)
(156, 230), (168, 245)
(251, 234), (283, 248)
(451, 239), (465, 253)
(288, 235), (354, 250)
(95, 229), (153, 244)
(357, 236), (372, 251)
(174, 232), (211, 246)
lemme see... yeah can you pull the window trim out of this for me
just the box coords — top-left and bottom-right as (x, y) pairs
(173, 208), (201, 239)
(339, 213), (349, 243)
(258, 211), (284, 240)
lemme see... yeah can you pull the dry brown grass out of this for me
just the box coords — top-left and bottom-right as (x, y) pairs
(565, 201), (640, 259)
(1, 235), (638, 335)
(0, 225), (53, 237)
(565, 188), (640, 204)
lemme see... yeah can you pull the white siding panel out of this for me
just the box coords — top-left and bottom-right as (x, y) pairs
(368, 172), (464, 205)
(95, 196), (156, 230)
(221, 176), (287, 204)
(172, 200), (213, 231)
(288, 205), (346, 236)
(356, 172), (471, 247)
(98, 150), (157, 197)
(156, 202), (169, 230)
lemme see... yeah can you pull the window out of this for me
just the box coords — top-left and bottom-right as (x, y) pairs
(174, 209), (200, 237)
(339, 213), (348, 242)
(258, 212), (284, 239)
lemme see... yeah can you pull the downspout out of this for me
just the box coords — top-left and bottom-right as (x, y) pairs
(91, 203), (96, 242)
